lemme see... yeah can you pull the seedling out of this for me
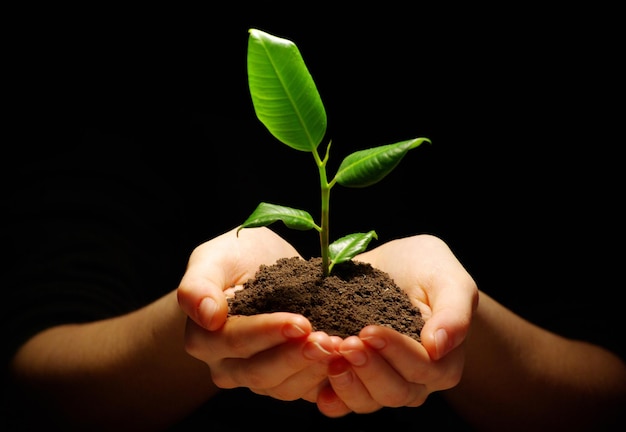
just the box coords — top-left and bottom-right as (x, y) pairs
(238, 29), (430, 276)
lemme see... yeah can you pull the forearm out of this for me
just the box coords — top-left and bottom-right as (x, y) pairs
(443, 291), (626, 431)
(9, 291), (218, 430)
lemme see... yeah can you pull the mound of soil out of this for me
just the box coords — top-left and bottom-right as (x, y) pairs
(228, 257), (424, 341)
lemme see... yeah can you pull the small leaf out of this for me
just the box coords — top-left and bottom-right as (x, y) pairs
(335, 138), (431, 188)
(238, 202), (320, 234)
(247, 29), (327, 153)
(328, 231), (378, 268)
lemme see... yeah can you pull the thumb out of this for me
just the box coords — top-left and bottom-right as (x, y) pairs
(420, 277), (478, 361)
(177, 264), (230, 331)
(177, 227), (251, 331)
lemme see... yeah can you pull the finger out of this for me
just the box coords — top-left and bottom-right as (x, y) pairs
(177, 264), (230, 331)
(249, 360), (329, 401)
(360, 325), (431, 380)
(356, 234), (478, 361)
(339, 336), (428, 408)
(177, 227), (300, 330)
(316, 383), (353, 418)
(177, 229), (249, 330)
(419, 267), (478, 360)
(299, 377), (331, 404)
(220, 331), (335, 391)
(326, 356), (382, 414)
(360, 325), (463, 391)
(184, 312), (312, 361)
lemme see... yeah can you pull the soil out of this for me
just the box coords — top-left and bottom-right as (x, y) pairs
(228, 257), (424, 342)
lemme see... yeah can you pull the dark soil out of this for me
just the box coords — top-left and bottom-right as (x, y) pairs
(228, 257), (424, 342)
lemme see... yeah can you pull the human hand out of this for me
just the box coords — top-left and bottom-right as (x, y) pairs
(177, 226), (340, 402)
(178, 226), (303, 330)
(317, 234), (478, 416)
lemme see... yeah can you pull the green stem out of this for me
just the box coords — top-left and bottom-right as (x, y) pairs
(315, 143), (331, 276)
(320, 179), (330, 275)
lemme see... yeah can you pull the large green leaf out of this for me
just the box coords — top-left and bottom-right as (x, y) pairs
(247, 29), (327, 152)
(334, 138), (430, 188)
(237, 202), (320, 233)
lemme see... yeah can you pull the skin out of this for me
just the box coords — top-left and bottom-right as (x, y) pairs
(318, 237), (626, 430)
(318, 234), (478, 416)
(179, 228), (476, 412)
(11, 227), (319, 430)
(443, 291), (626, 431)
(10, 291), (214, 430)
(10, 227), (626, 430)
(181, 228), (626, 429)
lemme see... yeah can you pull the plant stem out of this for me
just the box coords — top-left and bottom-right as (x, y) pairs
(315, 145), (331, 276)
(320, 179), (331, 275)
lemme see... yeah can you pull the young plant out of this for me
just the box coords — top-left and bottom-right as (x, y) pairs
(238, 29), (430, 276)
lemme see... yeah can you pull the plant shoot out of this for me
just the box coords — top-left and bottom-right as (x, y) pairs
(238, 29), (430, 276)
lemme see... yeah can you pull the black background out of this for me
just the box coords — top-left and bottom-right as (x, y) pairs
(4, 6), (624, 352)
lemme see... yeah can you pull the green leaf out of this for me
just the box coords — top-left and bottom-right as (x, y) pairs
(334, 138), (431, 188)
(238, 202), (320, 233)
(247, 29), (327, 153)
(328, 231), (378, 268)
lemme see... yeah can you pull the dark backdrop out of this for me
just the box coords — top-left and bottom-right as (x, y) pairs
(5, 7), (624, 356)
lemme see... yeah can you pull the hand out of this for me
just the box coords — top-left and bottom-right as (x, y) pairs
(177, 226), (340, 402)
(317, 234), (478, 416)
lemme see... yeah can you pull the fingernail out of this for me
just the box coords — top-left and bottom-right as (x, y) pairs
(434, 328), (449, 359)
(303, 341), (332, 360)
(199, 297), (218, 329)
(339, 349), (367, 366)
(329, 369), (353, 387)
(283, 323), (307, 338)
(361, 336), (386, 350)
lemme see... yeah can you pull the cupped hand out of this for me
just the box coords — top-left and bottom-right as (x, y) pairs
(317, 234), (478, 417)
(177, 226), (300, 330)
(177, 226), (341, 401)
(357, 234), (479, 361)
(184, 311), (343, 401)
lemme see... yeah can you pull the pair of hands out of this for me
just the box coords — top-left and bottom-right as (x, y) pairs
(177, 227), (478, 417)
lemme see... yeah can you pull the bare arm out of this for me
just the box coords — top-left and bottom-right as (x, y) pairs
(10, 290), (216, 431)
(9, 227), (331, 430)
(316, 234), (626, 429)
(444, 291), (626, 431)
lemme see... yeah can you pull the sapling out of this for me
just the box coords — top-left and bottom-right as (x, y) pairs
(238, 28), (430, 276)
